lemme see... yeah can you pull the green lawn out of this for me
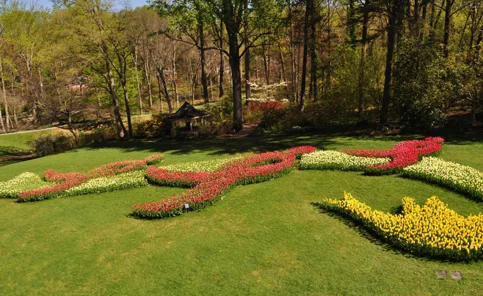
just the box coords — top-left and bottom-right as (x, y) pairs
(1, 135), (483, 295)
(0, 129), (62, 157)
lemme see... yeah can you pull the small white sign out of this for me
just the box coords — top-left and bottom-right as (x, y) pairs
(184, 203), (190, 209)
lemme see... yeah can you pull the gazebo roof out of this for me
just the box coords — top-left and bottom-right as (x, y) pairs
(166, 102), (209, 121)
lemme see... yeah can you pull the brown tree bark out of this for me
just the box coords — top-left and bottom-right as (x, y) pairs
(443, 0), (454, 58)
(300, 0), (313, 112)
(219, 21), (225, 98)
(381, 0), (403, 124)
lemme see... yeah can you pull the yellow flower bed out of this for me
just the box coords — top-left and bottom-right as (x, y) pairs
(315, 193), (483, 260)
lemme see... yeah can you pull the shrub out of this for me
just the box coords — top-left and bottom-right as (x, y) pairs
(135, 113), (168, 138)
(32, 134), (76, 157)
(393, 40), (462, 130)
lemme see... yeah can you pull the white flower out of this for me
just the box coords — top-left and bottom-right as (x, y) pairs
(65, 171), (148, 196)
(300, 150), (390, 171)
(403, 157), (483, 200)
(0, 172), (52, 198)
(159, 157), (243, 173)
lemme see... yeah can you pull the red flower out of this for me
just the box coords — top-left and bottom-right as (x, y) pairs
(342, 137), (444, 173)
(132, 151), (297, 218)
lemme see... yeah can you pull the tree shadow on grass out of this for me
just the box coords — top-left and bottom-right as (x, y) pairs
(85, 134), (338, 156)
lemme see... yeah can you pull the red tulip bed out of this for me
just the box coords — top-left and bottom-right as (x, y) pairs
(288, 146), (317, 159)
(342, 137), (444, 174)
(132, 151), (299, 219)
(17, 154), (164, 202)
(7, 139), (448, 218)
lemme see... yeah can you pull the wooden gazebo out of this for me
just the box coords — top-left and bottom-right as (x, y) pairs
(165, 102), (209, 130)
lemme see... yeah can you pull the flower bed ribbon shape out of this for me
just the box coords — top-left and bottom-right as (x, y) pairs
(132, 150), (299, 219)
(17, 154), (164, 202)
(342, 137), (444, 174)
(314, 193), (483, 261)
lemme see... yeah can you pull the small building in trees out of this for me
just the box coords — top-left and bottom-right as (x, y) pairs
(166, 102), (209, 131)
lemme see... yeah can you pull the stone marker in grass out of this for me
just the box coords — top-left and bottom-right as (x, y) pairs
(436, 270), (447, 279)
(451, 271), (462, 280)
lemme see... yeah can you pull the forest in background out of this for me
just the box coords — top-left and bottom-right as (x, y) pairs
(0, 0), (482, 142)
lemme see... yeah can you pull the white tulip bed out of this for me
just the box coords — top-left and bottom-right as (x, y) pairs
(402, 157), (483, 200)
(0, 172), (52, 198)
(300, 150), (390, 171)
(159, 157), (242, 172)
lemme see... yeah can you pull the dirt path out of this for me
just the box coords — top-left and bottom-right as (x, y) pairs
(0, 126), (64, 137)
(0, 153), (37, 162)
(217, 122), (259, 139)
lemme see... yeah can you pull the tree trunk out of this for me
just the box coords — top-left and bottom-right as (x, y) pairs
(245, 46), (251, 100)
(278, 46), (286, 83)
(421, 0), (428, 34)
(309, 2), (318, 101)
(348, 0), (357, 48)
(262, 45), (269, 85)
(105, 53), (127, 139)
(133, 47), (143, 115)
(381, 0), (401, 124)
(198, 13), (209, 104)
(358, 3), (369, 117)
(172, 44), (179, 108)
(300, 0), (312, 111)
(37, 67), (44, 123)
(0, 100), (4, 133)
(289, 4), (298, 102)
(155, 72), (164, 113)
(443, 0), (453, 58)
(67, 111), (80, 146)
(121, 80), (133, 139)
(219, 21), (225, 97)
(11, 79), (18, 127)
(144, 52), (153, 108)
(189, 57), (196, 104)
(228, 32), (243, 131)
(159, 68), (173, 113)
(1, 59), (9, 132)
(325, 3), (333, 94)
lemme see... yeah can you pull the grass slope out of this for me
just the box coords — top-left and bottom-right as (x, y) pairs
(0, 129), (63, 157)
(1, 135), (483, 295)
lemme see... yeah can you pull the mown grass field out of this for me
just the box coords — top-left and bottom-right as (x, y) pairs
(0, 129), (63, 158)
(1, 134), (483, 295)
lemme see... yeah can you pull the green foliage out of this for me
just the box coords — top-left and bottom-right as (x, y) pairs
(135, 113), (168, 138)
(259, 100), (358, 134)
(393, 40), (463, 130)
(31, 134), (76, 157)
(199, 96), (235, 136)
